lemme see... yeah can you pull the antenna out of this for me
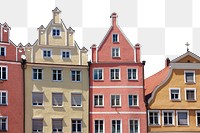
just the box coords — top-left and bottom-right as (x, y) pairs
(185, 42), (190, 52)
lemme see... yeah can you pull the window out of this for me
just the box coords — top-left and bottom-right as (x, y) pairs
(71, 93), (82, 107)
(0, 117), (7, 131)
(129, 120), (139, 133)
(52, 29), (60, 36)
(129, 95), (138, 106)
(52, 119), (63, 132)
(32, 68), (42, 80)
(112, 120), (121, 133)
(111, 95), (121, 107)
(62, 50), (70, 58)
(95, 120), (104, 133)
(177, 111), (189, 126)
(52, 69), (62, 81)
(94, 95), (103, 107)
(93, 69), (103, 80)
(185, 88), (196, 101)
(110, 68), (120, 80)
(128, 69), (137, 80)
(0, 47), (5, 56)
(32, 92), (43, 106)
(0, 92), (7, 105)
(112, 48), (120, 57)
(162, 111), (174, 126)
(43, 49), (52, 58)
(196, 111), (200, 126)
(0, 66), (7, 80)
(71, 70), (81, 82)
(170, 88), (180, 101)
(184, 71), (195, 83)
(112, 34), (119, 43)
(72, 120), (82, 133)
(32, 119), (43, 132)
(52, 93), (63, 107)
(149, 111), (160, 125)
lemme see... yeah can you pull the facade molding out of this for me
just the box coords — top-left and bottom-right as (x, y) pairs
(90, 112), (146, 115)
(90, 86), (143, 89)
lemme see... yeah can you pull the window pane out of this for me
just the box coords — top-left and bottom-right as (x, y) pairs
(178, 112), (188, 125)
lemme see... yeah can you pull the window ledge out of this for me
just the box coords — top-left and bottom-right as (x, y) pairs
(171, 99), (181, 102)
(129, 105), (139, 108)
(186, 100), (196, 102)
(112, 57), (120, 58)
(32, 105), (44, 107)
(111, 79), (121, 81)
(71, 106), (82, 108)
(163, 124), (175, 127)
(149, 124), (161, 126)
(128, 79), (138, 81)
(113, 42), (119, 44)
(177, 125), (189, 127)
(94, 105), (104, 108)
(0, 104), (7, 106)
(111, 105), (121, 108)
(52, 105), (63, 108)
(93, 79), (104, 82)
(185, 82), (196, 84)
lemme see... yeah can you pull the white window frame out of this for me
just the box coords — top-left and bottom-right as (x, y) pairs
(111, 47), (120, 58)
(32, 118), (43, 132)
(94, 119), (104, 133)
(169, 88), (181, 101)
(0, 46), (6, 56)
(52, 28), (61, 37)
(0, 66), (8, 80)
(0, 91), (7, 105)
(61, 50), (71, 59)
(52, 118), (63, 132)
(71, 70), (82, 82)
(32, 92), (44, 106)
(32, 68), (43, 80)
(148, 110), (161, 126)
(94, 95), (104, 107)
(111, 95), (121, 107)
(52, 68), (63, 82)
(162, 110), (175, 126)
(0, 116), (8, 131)
(111, 119), (122, 133)
(185, 88), (196, 101)
(176, 110), (189, 126)
(196, 111), (200, 126)
(128, 94), (138, 107)
(71, 93), (82, 107)
(112, 33), (119, 43)
(93, 68), (104, 81)
(129, 119), (140, 133)
(71, 119), (82, 133)
(127, 68), (138, 80)
(110, 68), (120, 80)
(184, 70), (195, 83)
(52, 92), (63, 107)
(42, 49), (52, 58)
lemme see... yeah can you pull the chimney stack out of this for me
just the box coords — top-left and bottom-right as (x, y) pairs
(110, 12), (118, 26)
(165, 58), (170, 67)
(91, 44), (97, 63)
(135, 43), (141, 63)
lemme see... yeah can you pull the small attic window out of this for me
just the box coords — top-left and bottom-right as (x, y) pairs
(52, 29), (60, 37)
(112, 34), (119, 43)
(187, 60), (190, 63)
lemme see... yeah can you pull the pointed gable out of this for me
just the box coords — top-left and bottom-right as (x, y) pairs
(171, 51), (200, 63)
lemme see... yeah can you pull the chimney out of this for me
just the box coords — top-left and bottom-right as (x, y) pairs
(110, 12), (118, 26)
(90, 44), (97, 63)
(135, 43), (141, 63)
(165, 58), (170, 67)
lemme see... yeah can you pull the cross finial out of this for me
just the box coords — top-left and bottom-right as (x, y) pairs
(185, 42), (190, 52)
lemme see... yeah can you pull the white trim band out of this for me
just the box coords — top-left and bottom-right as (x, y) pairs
(0, 61), (21, 65)
(90, 112), (146, 115)
(90, 86), (143, 89)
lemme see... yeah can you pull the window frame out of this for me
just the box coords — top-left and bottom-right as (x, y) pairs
(128, 94), (138, 107)
(61, 50), (71, 59)
(32, 68), (43, 80)
(52, 118), (63, 132)
(32, 118), (43, 132)
(32, 92), (44, 106)
(94, 95), (104, 107)
(71, 93), (82, 107)
(52, 92), (63, 107)
(111, 47), (120, 58)
(111, 119), (122, 133)
(112, 33), (119, 43)
(94, 119), (104, 133)
(184, 70), (195, 83)
(127, 68), (138, 80)
(71, 70), (82, 82)
(196, 111), (200, 126)
(0, 91), (8, 105)
(42, 49), (52, 58)
(52, 68), (63, 82)
(71, 119), (82, 133)
(0, 116), (8, 131)
(52, 28), (61, 37)
(148, 110), (161, 126)
(176, 110), (189, 126)
(129, 119), (140, 133)
(0, 66), (8, 80)
(162, 110), (175, 126)
(185, 88), (196, 101)
(110, 68), (120, 80)
(111, 95), (121, 107)
(93, 68), (104, 81)
(169, 88), (181, 101)
(0, 46), (6, 56)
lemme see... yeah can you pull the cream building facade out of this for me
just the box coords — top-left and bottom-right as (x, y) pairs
(25, 7), (89, 133)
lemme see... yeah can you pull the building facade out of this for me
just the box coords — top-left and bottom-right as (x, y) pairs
(0, 23), (24, 132)
(24, 8), (89, 133)
(146, 51), (200, 132)
(89, 13), (147, 133)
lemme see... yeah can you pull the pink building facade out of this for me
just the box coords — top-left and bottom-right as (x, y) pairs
(89, 13), (147, 133)
(0, 23), (24, 133)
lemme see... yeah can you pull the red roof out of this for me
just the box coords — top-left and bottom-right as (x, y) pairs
(145, 66), (170, 96)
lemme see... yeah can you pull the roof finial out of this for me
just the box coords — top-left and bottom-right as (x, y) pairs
(185, 42), (190, 52)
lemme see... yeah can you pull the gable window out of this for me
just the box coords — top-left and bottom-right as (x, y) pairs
(71, 93), (82, 107)
(52, 69), (62, 81)
(185, 88), (196, 101)
(112, 120), (121, 133)
(111, 95), (121, 107)
(149, 110), (160, 125)
(62, 50), (70, 58)
(0, 66), (7, 80)
(110, 68), (120, 80)
(0, 47), (5, 56)
(94, 95), (103, 107)
(43, 49), (52, 58)
(0, 117), (7, 131)
(170, 88), (180, 101)
(32, 68), (42, 80)
(196, 111), (200, 126)
(71, 70), (81, 82)
(112, 48), (120, 57)
(52, 29), (60, 37)
(52, 93), (63, 107)
(129, 119), (139, 133)
(128, 69), (137, 80)
(52, 119), (63, 132)
(184, 71), (195, 83)
(177, 111), (189, 126)
(93, 69), (103, 80)
(162, 110), (174, 126)
(112, 34), (119, 43)
(129, 95), (138, 106)
(72, 120), (82, 132)
(32, 92), (43, 106)
(32, 119), (43, 132)
(95, 120), (104, 133)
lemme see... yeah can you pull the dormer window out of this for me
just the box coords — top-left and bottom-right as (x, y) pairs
(112, 34), (119, 43)
(184, 71), (195, 83)
(52, 29), (60, 37)
(0, 47), (6, 56)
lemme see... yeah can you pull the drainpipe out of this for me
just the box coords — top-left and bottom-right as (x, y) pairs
(88, 61), (91, 133)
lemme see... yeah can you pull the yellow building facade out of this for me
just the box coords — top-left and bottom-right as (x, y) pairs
(146, 51), (200, 133)
(25, 7), (89, 133)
